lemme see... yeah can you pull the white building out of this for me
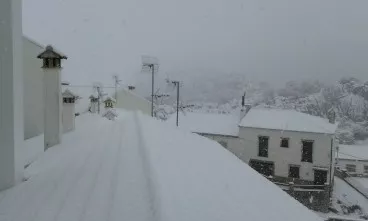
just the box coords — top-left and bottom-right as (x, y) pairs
(336, 144), (368, 176)
(62, 89), (76, 133)
(167, 112), (240, 149)
(234, 108), (338, 186)
(115, 87), (151, 115)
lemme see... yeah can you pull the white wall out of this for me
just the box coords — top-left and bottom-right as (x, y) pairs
(116, 88), (151, 115)
(0, 0), (24, 190)
(44, 68), (62, 148)
(337, 159), (368, 176)
(62, 103), (75, 133)
(23, 37), (44, 139)
(234, 127), (335, 183)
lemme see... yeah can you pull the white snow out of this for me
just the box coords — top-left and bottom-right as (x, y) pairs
(166, 112), (239, 137)
(240, 108), (338, 134)
(22, 134), (44, 167)
(0, 111), (322, 221)
(354, 178), (368, 189)
(338, 145), (368, 160)
(333, 177), (368, 214)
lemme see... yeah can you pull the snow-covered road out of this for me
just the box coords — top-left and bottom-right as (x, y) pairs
(0, 111), (323, 221)
(0, 112), (157, 221)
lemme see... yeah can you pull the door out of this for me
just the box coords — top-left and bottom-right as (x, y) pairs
(314, 169), (327, 185)
(249, 160), (274, 177)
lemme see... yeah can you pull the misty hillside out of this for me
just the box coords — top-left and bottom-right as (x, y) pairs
(160, 77), (368, 145)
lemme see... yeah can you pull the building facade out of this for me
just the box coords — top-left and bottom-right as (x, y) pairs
(336, 145), (368, 177)
(234, 108), (338, 186)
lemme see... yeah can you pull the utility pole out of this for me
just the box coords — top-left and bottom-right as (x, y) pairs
(151, 64), (154, 117)
(172, 81), (180, 127)
(113, 75), (122, 101)
(97, 86), (101, 114)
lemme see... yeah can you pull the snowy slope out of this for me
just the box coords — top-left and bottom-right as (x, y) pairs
(0, 111), (322, 221)
(136, 113), (322, 221)
(333, 177), (368, 216)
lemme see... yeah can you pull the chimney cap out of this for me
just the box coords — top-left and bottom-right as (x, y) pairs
(37, 44), (67, 59)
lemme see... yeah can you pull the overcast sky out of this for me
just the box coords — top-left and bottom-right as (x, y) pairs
(23, 0), (368, 88)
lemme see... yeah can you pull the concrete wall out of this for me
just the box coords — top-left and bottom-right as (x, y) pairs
(23, 37), (44, 139)
(44, 68), (62, 148)
(0, 0), (24, 190)
(337, 159), (368, 176)
(62, 103), (75, 133)
(116, 88), (151, 115)
(235, 127), (336, 183)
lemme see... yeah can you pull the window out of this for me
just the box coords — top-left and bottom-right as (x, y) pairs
(346, 164), (356, 173)
(218, 140), (228, 148)
(258, 136), (269, 157)
(289, 166), (300, 178)
(364, 165), (368, 174)
(280, 138), (289, 148)
(249, 160), (274, 177)
(301, 140), (313, 163)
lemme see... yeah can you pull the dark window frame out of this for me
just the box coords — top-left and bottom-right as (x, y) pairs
(280, 137), (289, 148)
(258, 136), (269, 158)
(346, 164), (356, 173)
(301, 140), (313, 163)
(289, 165), (300, 178)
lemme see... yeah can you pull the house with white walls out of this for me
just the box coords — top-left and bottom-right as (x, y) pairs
(62, 89), (76, 133)
(115, 86), (151, 115)
(234, 108), (338, 187)
(167, 112), (240, 149)
(336, 144), (368, 177)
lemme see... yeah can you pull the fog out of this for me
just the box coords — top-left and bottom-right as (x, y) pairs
(23, 0), (368, 89)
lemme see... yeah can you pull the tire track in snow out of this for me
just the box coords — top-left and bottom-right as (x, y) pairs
(134, 112), (162, 221)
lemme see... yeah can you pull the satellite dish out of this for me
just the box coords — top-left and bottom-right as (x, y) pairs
(141, 55), (159, 66)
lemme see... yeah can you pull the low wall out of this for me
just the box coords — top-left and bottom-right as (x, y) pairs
(266, 177), (330, 212)
(23, 134), (44, 167)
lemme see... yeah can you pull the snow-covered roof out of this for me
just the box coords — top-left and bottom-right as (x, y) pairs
(104, 96), (116, 103)
(167, 112), (239, 137)
(240, 108), (338, 134)
(338, 145), (368, 161)
(62, 89), (76, 98)
(0, 112), (322, 221)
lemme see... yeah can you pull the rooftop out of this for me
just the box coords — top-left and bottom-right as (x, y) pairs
(240, 108), (338, 134)
(337, 144), (368, 161)
(167, 112), (239, 137)
(0, 112), (321, 221)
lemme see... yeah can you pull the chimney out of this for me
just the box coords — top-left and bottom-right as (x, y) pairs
(128, 85), (135, 90)
(37, 45), (67, 149)
(327, 108), (336, 124)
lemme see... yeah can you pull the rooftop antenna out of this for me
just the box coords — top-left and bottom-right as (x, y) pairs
(141, 55), (159, 117)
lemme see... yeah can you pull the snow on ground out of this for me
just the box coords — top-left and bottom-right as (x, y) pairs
(354, 178), (368, 190)
(0, 111), (322, 221)
(22, 134), (44, 167)
(333, 177), (368, 217)
(166, 112), (240, 136)
(240, 108), (338, 134)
